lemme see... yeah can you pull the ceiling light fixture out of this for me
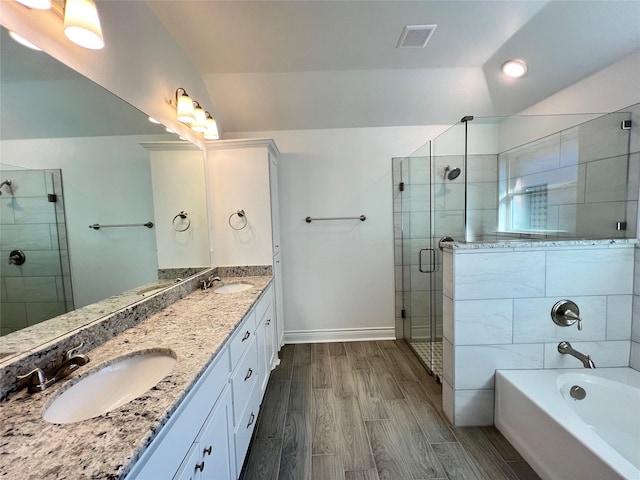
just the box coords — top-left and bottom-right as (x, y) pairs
(148, 117), (161, 124)
(501, 59), (528, 78)
(15, 0), (52, 10)
(63, 0), (104, 50)
(173, 87), (220, 139)
(8, 30), (42, 50)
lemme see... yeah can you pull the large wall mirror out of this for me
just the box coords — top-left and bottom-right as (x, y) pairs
(0, 26), (208, 360)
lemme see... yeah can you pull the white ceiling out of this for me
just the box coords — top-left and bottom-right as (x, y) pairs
(147, 0), (640, 133)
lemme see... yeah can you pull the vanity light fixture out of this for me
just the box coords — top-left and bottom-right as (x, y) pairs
(63, 0), (104, 50)
(175, 88), (195, 123)
(13, 0), (104, 49)
(15, 0), (52, 9)
(501, 59), (528, 78)
(173, 87), (220, 139)
(8, 30), (42, 50)
(191, 104), (208, 133)
(204, 113), (219, 140)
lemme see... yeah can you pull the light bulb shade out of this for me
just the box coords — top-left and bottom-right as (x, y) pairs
(204, 117), (219, 140)
(64, 0), (105, 50)
(191, 107), (207, 133)
(8, 31), (42, 51)
(15, 0), (52, 10)
(176, 94), (195, 123)
(501, 59), (527, 78)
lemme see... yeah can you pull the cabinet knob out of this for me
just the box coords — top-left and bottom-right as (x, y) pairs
(246, 412), (255, 429)
(244, 368), (253, 381)
(195, 461), (205, 472)
(266, 319), (271, 325)
(203, 445), (212, 456)
(242, 330), (251, 342)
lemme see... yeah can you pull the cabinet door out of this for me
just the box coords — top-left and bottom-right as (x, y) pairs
(269, 155), (280, 256)
(199, 389), (233, 480)
(173, 444), (203, 480)
(273, 252), (285, 349)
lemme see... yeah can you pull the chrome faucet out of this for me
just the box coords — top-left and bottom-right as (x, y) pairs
(201, 275), (222, 290)
(17, 344), (90, 393)
(557, 341), (596, 369)
(52, 344), (90, 382)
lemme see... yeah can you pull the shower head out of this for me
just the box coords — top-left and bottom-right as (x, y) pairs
(444, 166), (461, 181)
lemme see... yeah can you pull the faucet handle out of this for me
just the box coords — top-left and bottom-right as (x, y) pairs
(17, 368), (48, 392)
(64, 343), (85, 359)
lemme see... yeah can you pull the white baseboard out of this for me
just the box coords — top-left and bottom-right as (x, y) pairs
(284, 327), (396, 344)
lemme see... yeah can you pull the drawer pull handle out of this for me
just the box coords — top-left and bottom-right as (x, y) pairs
(195, 461), (205, 472)
(244, 368), (253, 381)
(203, 445), (212, 456)
(242, 330), (251, 342)
(266, 318), (271, 325)
(247, 412), (255, 429)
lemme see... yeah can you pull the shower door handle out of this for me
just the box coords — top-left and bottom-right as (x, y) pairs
(418, 248), (436, 273)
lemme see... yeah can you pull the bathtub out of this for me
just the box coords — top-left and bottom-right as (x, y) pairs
(495, 368), (640, 480)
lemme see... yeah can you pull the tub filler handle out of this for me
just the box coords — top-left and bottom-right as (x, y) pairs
(552, 300), (582, 331)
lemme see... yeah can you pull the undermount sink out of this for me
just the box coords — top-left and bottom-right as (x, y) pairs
(43, 349), (177, 424)
(213, 283), (253, 294)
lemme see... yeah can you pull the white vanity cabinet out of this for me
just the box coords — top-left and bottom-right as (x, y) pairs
(256, 284), (277, 395)
(128, 282), (277, 480)
(173, 387), (233, 480)
(128, 350), (233, 480)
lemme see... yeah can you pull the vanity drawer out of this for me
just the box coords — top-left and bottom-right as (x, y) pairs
(233, 382), (261, 475)
(229, 310), (256, 369)
(230, 335), (259, 425)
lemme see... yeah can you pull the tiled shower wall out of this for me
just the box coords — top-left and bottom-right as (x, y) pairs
(442, 241), (635, 426)
(0, 169), (72, 336)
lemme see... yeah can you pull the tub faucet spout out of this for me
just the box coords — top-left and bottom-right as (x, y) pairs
(557, 341), (595, 369)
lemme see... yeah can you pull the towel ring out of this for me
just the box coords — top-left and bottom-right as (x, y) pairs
(228, 209), (247, 230)
(172, 211), (191, 232)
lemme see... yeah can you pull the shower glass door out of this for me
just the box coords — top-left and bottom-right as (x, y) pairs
(398, 149), (440, 379)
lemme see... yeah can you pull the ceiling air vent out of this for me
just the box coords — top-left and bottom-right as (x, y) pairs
(396, 24), (437, 48)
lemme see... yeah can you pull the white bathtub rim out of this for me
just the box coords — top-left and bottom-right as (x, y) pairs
(495, 367), (640, 480)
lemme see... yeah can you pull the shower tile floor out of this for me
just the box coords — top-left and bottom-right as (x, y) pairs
(410, 340), (443, 382)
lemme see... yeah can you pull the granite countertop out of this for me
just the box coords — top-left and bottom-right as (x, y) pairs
(0, 275), (272, 480)
(442, 238), (637, 251)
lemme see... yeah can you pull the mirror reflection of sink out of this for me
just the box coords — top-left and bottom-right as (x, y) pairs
(213, 283), (254, 294)
(43, 349), (177, 424)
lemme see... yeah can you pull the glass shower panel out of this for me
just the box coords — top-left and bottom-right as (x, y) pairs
(465, 108), (636, 242)
(398, 152), (438, 377)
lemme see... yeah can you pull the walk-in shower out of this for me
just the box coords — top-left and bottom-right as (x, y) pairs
(393, 104), (638, 381)
(0, 164), (74, 337)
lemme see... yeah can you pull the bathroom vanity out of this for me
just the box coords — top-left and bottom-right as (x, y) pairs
(0, 274), (278, 479)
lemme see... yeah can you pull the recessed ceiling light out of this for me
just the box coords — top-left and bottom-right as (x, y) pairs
(501, 59), (528, 78)
(8, 31), (42, 51)
(148, 117), (161, 124)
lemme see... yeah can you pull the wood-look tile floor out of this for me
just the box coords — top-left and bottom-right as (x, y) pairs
(240, 341), (541, 480)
